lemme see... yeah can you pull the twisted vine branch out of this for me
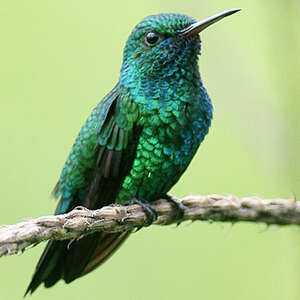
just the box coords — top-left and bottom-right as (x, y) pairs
(0, 194), (298, 258)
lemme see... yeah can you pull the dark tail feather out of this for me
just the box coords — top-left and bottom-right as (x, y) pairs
(25, 232), (130, 296)
(24, 240), (67, 296)
(62, 232), (103, 283)
(82, 231), (130, 276)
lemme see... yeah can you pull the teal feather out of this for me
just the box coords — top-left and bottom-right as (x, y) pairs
(25, 10), (240, 295)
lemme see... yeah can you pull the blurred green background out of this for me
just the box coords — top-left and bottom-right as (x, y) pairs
(1, 1), (300, 299)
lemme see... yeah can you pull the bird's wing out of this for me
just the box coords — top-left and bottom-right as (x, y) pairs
(54, 84), (140, 213)
(25, 85), (140, 295)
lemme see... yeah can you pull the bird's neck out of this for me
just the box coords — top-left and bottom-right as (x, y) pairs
(119, 58), (206, 104)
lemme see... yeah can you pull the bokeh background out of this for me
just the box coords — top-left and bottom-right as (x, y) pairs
(1, 1), (300, 299)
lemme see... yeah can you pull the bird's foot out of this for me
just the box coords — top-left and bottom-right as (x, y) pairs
(165, 194), (185, 225)
(129, 198), (157, 227)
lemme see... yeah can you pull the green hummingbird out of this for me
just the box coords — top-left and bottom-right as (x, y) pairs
(25, 8), (240, 295)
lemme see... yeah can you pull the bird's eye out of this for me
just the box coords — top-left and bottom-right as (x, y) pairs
(144, 31), (161, 46)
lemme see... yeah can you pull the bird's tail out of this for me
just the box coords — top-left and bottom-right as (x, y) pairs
(24, 231), (130, 296)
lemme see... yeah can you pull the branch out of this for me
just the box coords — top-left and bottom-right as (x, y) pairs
(0, 194), (298, 258)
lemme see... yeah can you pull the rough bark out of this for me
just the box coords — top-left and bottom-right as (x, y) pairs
(0, 194), (298, 257)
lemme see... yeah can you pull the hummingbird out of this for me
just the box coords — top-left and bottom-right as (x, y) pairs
(25, 8), (240, 295)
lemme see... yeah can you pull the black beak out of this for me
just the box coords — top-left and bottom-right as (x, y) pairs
(180, 8), (241, 37)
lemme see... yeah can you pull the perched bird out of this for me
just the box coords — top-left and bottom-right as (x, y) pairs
(25, 8), (240, 295)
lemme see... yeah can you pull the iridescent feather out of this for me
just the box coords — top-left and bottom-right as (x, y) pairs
(25, 13), (216, 296)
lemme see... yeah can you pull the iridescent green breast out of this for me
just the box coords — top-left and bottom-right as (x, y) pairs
(117, 90), (212, 203)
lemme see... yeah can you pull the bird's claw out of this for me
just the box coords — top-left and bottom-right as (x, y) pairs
(165, 194), (185, 225)
(129, 198), (157, 227)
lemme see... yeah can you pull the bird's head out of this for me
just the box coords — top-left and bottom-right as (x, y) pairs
(120, 9), (240, 85)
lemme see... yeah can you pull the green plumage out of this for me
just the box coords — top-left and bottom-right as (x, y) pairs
(26, 10), (240, 296)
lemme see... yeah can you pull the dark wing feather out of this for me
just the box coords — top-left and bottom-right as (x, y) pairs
(25, 87), (140, 296)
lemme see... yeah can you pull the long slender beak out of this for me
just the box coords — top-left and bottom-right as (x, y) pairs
(180, 8), (241, 37)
